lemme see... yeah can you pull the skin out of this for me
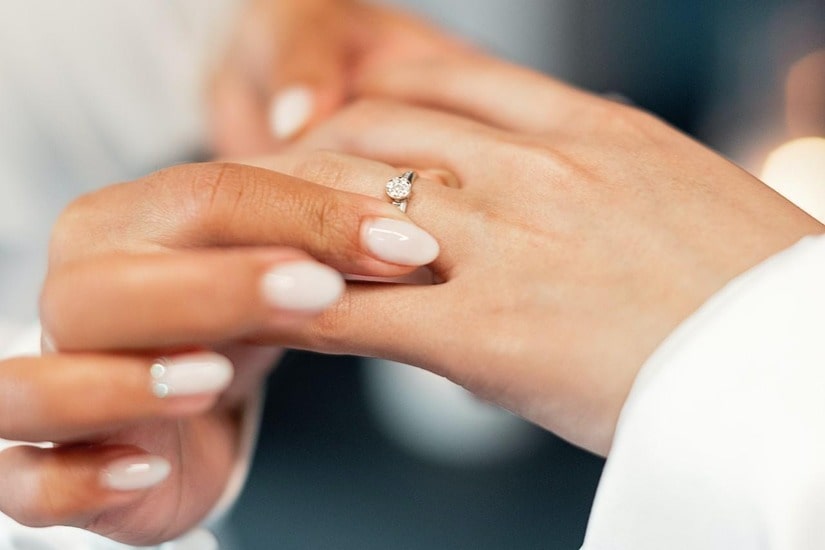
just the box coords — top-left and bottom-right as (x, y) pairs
(0, 167), (431, 545)
(210, 0), (470, 156)
(3, 53), (823, 544)
(258, 54), (823, 451)
(1, 2), (464, 542)
(253, 66), (824, 453)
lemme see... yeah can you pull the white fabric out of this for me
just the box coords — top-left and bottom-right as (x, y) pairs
(0, 0), (238, 322)
(583, 233), (825, 549)
(0, 2), (248, 548)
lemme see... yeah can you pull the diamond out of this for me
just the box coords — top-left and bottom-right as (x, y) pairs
(385, 176), (412, 201)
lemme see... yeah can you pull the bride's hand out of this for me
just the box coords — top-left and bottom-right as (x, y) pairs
(249, 54), (824, 455)
(0, 164), (438, 545)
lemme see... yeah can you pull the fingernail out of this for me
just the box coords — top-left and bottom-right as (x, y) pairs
(269, 85), (314, 140)
(101, 455), (171, 491)
(150, 352), (234, 398)
(362, 218), (440, 266)
(261, 261), (345, 312)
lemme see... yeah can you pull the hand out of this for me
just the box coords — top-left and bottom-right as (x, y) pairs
(246, 54), (825, 455)
(210, 0), (469, 156)
(0, 164), (438, 545)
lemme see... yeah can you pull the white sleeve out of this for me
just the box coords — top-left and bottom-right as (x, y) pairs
(582, 234), (825, 550)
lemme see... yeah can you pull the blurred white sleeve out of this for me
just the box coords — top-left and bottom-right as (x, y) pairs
(583, 233), (825, 550)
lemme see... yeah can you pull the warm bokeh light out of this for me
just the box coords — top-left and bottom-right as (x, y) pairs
(761, 137), (825, 223)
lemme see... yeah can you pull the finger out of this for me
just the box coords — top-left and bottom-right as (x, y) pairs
(245, 150), (464, 273)
(0, 445), (169, 531)
(43, 249), (348, 351)
(255, 281), (474, 385)
(297, 99), (502, 180)
(210, 66), (279, 157)
(55, 163), (439, 276)
(355, 53), (601, 135)
(352, 2), (476, 73)
(255, 281), (442, 360)
(211, 1), (349, 151)
(266, 32), (348, 142)
(0, 352), (233, 442)
(262, 0), (352, 141)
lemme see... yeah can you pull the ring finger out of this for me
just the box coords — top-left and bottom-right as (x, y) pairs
(245, 150), (469, 276)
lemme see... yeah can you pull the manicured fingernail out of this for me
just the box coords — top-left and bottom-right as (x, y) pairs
(101, 455), (171, 491)
(362, 218), (440, 266)
(269, 85), (314, 139)
(261, 261), (345, 312)
(150, 352), (234, 398)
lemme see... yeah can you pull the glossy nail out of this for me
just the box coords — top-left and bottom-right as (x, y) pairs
(362, 218), (440, 266)
(101, 455), (171, 491)
(269, 85), (314, 140)
(261, 261), (344, 313)
(150, 352), (234, 398)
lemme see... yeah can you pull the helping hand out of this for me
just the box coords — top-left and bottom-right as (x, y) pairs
(0, 164), (438, 545)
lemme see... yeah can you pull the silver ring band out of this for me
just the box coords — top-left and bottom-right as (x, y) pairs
(385, 171), (417, 213)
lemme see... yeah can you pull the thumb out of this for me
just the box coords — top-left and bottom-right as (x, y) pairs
(211, 0), (353, 155)
(267, 21), (350, 141)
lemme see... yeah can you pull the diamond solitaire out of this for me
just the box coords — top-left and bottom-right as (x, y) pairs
(385, 171), (416, 213)
(386, 176), (412, 201)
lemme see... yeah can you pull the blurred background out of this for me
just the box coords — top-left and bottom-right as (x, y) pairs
(0, 1), (823, 549)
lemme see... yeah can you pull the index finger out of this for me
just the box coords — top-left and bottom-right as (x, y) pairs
(52, 162), (440, 278)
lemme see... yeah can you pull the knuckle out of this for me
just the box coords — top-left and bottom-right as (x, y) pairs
(48, 192), (100, 265)
(0, 449), (65, 528)
(590, 101), (665, 141)
(169, 162), (256, 245)
(182, 163), (239, 240)
(293, 186), (364, 261)
(495, 138), (579, 182)
(38, 265), (81, 349)
(289, 150), (353, 190)
(38, 276), (66, 350)
(302, 192), (346, 248)
(34, 474), (88, 527)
